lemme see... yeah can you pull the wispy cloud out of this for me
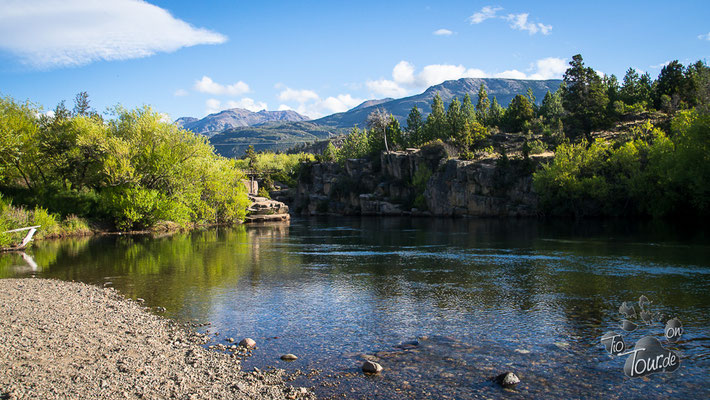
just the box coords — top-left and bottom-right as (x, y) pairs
(277, 87), (362, 118)
(194, 76), (250, 96)
(505, 13), (552, 35)
(366, 58), (566, 97)
(468, 6), (502, 24)
(698, 32), (710, 41)
(650, 60), (671, 69)
(433, 28), (453, 36)
(173, 89), (189, 97)
(468, 5), (551, 35)
(204, 97), (268, 115)
(0, 0), (227, 69)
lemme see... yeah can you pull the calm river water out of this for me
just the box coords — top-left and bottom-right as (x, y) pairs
(2, 217), (709, 399)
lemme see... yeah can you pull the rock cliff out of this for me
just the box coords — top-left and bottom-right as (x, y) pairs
(293, 144), (551, 217)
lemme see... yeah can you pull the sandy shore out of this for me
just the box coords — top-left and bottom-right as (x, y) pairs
(0, 278), (314, 400)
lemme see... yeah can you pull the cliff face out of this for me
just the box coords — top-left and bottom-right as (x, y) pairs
(293, 147), (549, 217)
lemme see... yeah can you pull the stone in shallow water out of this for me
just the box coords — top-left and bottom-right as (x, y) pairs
(239, 338), (256, 348)
(493, 372), (520, 387)
(280, 354), (298, 361)
(362, 361), (383, 374)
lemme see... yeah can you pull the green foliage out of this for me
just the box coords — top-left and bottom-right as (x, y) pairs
(0, 96), (250, 232)
(534, 110), (710, 217)
(488, 97), (504, 128)
(476, 83), (490, 123)
(504, 94), (535, 132)
(411, 165), (432, 192)
(405, 106), (424, 147)
(320, 142), (338, 162)
(257, 187), (271, 199)
(386, 116), (404, 150)
(425, 93), (446, 142)
(561, 54), (610, 140)
(337, 127), (371, 161)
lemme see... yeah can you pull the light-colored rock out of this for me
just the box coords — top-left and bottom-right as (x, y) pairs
(493, 372), (520, 387)
(361, 360), (383, 374)
(239, 338), (256, 348)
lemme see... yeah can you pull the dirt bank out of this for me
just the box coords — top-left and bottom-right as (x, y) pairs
(0, 278), (314, 400)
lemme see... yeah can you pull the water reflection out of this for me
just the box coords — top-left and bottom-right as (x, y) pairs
(1, 217), (709, 399)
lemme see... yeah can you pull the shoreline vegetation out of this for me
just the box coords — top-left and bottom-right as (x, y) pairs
(0, 278), (314, 399)
(294, 55), (710, 219)
(2, 54), (710, 246)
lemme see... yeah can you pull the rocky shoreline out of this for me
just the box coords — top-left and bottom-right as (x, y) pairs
(0, 278), (314, 400)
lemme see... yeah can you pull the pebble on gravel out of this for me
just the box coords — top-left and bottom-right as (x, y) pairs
(361, 361), (383, 374)
(493, 372), (520, 387)
(239, 338), (257, 348)
(0, 279), (313, 400)
(281, 354), (298, 361)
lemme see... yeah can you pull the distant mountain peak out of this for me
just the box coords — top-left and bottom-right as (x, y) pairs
(175, 108), (310, 137)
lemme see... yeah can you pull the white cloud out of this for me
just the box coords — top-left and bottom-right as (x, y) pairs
(277, 87), (362, 118)
(226, 98), (267, 112)
(494, 70), (528, 79)
(468, 6), (502, 24)
(194, 76), (250, 96)
(468, 6), (552, 36)
(433, 28), (453, 36)
(698, 32), (710, 41)
(173, 89), (188, 97)
(650, 60), (671, 69)
(527, 57), (567, 79)
(278, 88), (319, 103)
(366, 79), (410, 98)
(205, 98), (222, 115)
(366, 58), (566, 97)
(418, 64), (487, 87)
(0, 0), (227, 68)
(204, 97), (267, 115)
(505, 13), (552, 35)
(321, 94), (362, 113)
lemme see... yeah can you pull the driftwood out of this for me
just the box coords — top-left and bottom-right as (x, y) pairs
(1, 225), (41, 252)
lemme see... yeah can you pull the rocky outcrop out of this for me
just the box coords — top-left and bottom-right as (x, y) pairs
(245, 196), (290, 223)
(294, 144), (551, 217)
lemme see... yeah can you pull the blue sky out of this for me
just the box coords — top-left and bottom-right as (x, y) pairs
(0, 0), (708, 120)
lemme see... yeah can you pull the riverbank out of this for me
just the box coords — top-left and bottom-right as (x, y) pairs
(0, 278), (314, 400)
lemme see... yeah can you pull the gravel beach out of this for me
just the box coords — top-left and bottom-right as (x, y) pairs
(0, 278), (314, 400)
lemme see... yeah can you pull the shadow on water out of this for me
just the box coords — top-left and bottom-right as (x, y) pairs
(1, 217), (709, 399)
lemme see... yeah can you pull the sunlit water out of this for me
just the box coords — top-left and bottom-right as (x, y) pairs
(2, 217), (710, 399)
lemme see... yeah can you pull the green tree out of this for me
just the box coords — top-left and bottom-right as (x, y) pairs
(338, 127), (370, 161)
(386, 115), (404, 150)
(446, 97), (464, 140)
(245, 145), (258, 171)
(620, 68), (640, 105)
(539, 90), (563, 123)
(488, 97), (504, 128)
(504, 94), (535, 132)
(476, 83), (490, 123)
(321, 142), (338, 162)
(654, 60), (685, 110)
(424, 93), (446, 142)
(462, 93), (476, 124)
(526, 88), (538, 114)
(405, 105), (424, 147)
(72, 91), (93, 117)
(561, 54), (610, 140)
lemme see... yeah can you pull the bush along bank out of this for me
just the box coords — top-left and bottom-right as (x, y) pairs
(0, 94), (250, 237)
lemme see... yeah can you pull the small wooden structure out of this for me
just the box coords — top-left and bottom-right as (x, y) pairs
(1, 225), (40, 252)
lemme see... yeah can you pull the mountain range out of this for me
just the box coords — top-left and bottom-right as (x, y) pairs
(175, 109), (309, 137)
(176, 77), (562, 157)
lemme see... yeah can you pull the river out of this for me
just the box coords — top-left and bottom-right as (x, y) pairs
(2, 217), (709, 399)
